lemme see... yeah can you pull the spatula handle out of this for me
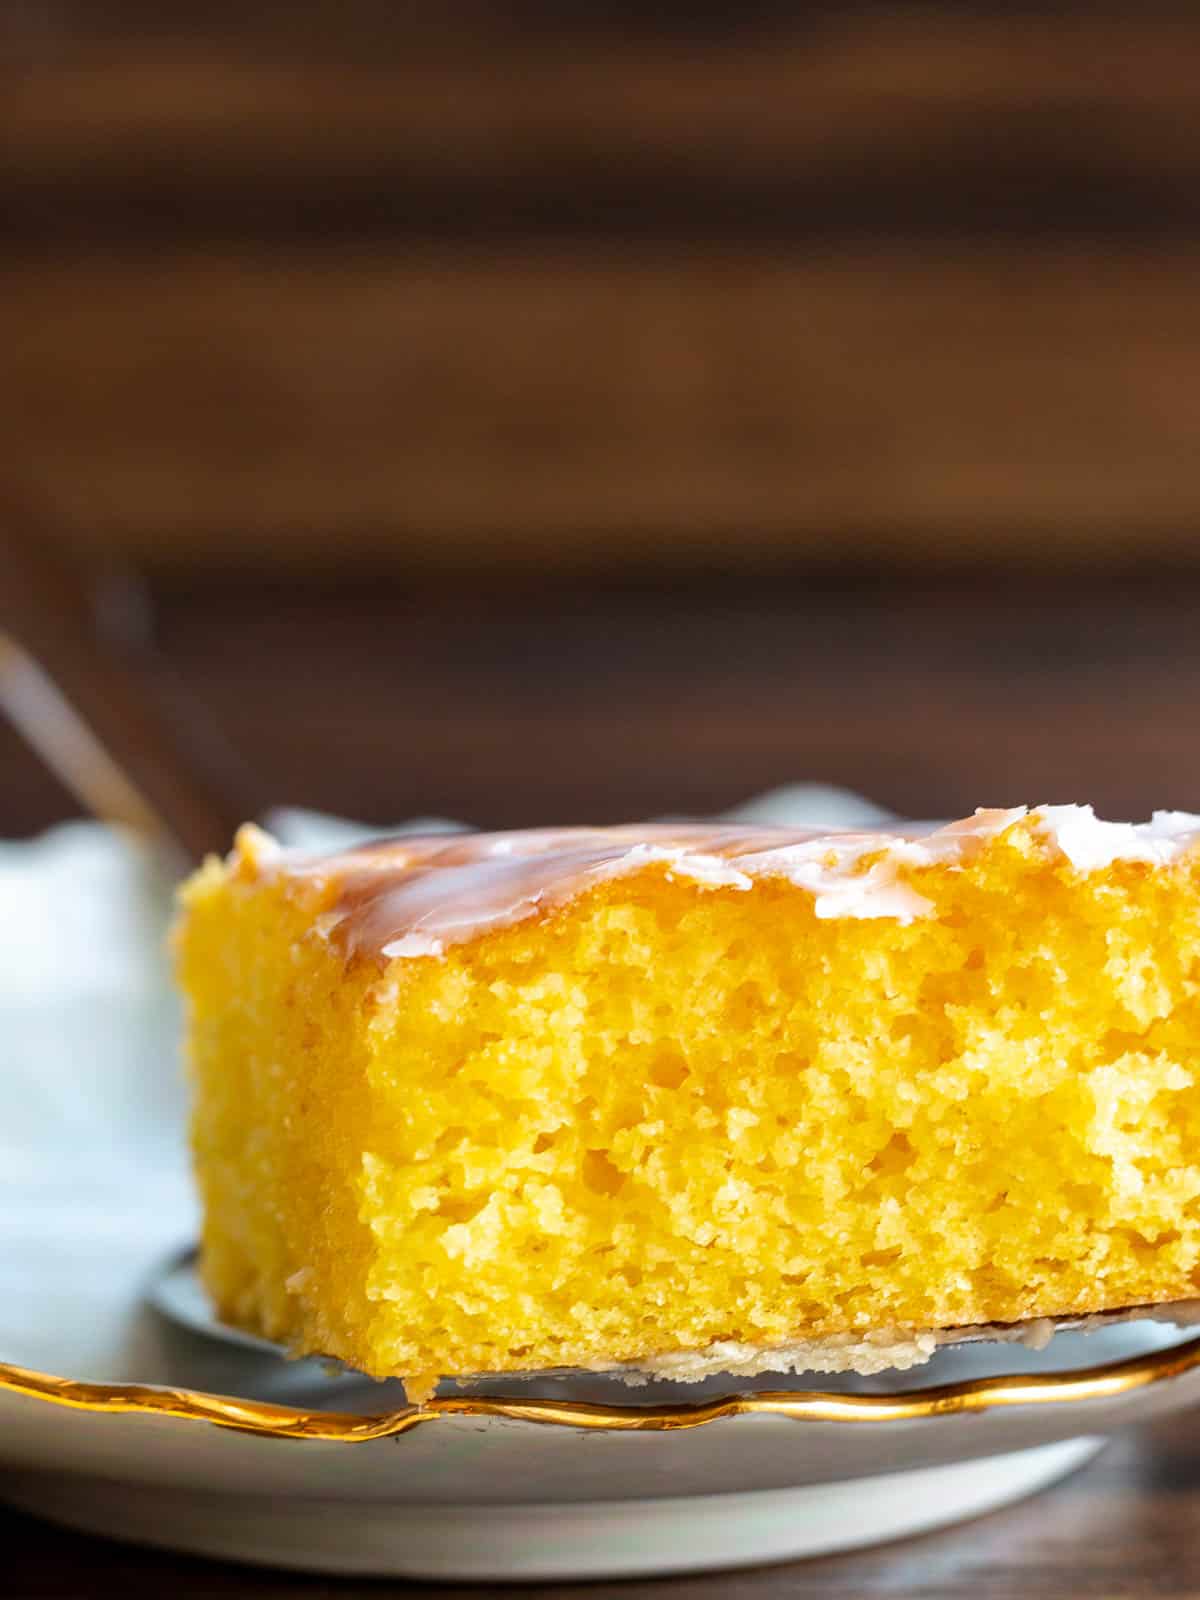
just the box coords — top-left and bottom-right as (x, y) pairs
(0, 502), (252, 864)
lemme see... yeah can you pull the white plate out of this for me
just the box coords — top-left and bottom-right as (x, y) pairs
(6, 813), (1200, 1580)
(6, 1242), (1200, 1581)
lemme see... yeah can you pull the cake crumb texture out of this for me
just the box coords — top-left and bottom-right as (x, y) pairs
(175, 814), (1200, 1384)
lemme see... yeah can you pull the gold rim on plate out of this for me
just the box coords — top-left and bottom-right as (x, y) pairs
(4, 1332), (1200, 1443)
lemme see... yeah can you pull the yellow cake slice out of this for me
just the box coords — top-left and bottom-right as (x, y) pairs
(175, 806), (1200, 1395)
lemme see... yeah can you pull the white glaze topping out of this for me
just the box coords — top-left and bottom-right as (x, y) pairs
(1034, 805), (1200, 870)
(242, 804), (1200, 965)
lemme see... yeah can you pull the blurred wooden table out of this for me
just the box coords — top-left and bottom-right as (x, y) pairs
(6, 574), (1200, 1597)
(8, 2), (1200, 577)
(7, 572), (1200, 836)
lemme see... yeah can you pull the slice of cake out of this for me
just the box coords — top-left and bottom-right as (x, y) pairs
(175, 806), (1200, 1396)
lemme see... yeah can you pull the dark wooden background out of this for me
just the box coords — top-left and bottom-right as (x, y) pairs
(10, 570), (1200, 841)
(5, 1), (1200, 573)
(8, 3), (1200, 1595)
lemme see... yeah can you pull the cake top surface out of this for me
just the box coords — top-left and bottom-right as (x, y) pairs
(236, 804), (1200, 963)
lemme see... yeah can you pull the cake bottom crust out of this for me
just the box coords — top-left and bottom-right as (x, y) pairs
(415, 1301), (1200, 1399)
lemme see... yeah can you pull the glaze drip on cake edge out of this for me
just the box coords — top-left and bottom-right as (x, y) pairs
(236, 804), (1200, 963)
